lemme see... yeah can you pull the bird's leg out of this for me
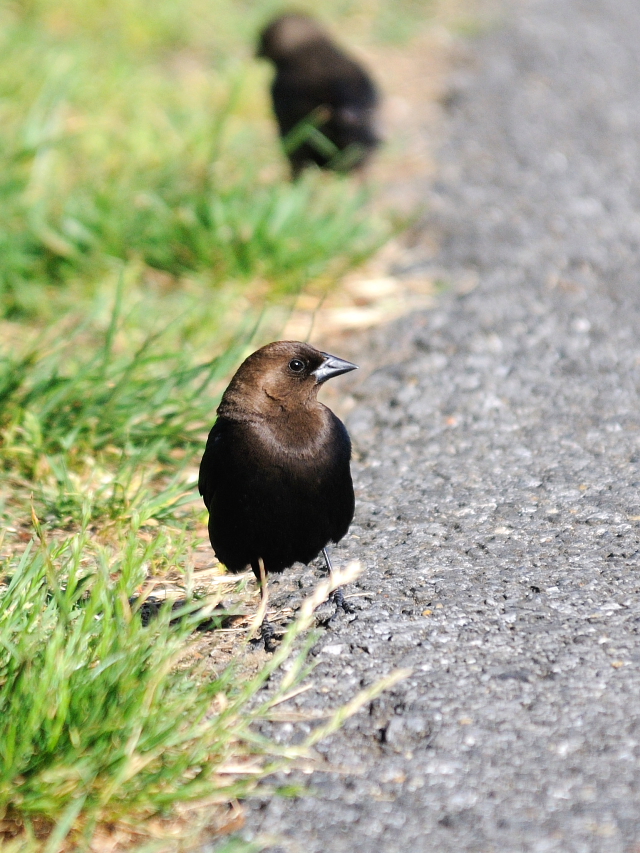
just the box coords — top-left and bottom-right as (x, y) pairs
(250, 558), (277, 652)
(323, 547), (355, 614)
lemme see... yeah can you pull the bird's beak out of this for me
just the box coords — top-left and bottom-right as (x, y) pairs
(313, 352), (358, 384)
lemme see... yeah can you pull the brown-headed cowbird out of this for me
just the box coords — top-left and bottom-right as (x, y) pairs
(198, 341), (357, 647)
(256, 13), (380, 178)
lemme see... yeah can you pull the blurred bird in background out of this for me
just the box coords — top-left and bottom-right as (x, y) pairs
(198, 341), (357, 649)
(257, 12), (380, 178)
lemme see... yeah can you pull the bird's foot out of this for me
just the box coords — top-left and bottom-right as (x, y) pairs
(260, 619), (279, 653)
(129, 595), (160, 627)
(330, 587), (355, 615)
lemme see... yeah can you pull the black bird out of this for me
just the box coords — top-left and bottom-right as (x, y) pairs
(256, 13), (380, 178)
(198, 341), (357, 647)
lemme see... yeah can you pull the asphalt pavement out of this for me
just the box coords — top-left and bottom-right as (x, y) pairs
(235, 0), (640, 849)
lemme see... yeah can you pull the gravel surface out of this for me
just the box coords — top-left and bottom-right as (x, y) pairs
(233, 1), (640, 850)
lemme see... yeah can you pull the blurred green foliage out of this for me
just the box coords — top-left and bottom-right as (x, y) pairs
(0, 0), (395, 319)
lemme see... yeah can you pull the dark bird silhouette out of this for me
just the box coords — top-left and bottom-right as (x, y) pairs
(256, 12), (380, 178)
(199, 341), (357, 648)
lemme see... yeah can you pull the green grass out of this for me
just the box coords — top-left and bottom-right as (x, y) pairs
(0, 279), (244, 525)
(0, 0), (395, 320)
(0, 524), (234, 829)
(0, 520), (401, 850)
(0, 0), (401, 530)
(0, 0), (436, 846)
(0, 523), (405, 850)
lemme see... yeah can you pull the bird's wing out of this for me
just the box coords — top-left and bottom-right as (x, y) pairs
(198, 419), (224, 510)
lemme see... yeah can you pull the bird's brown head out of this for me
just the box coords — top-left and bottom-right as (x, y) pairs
(218, 341), (357, 419)
(256, 13), (328, 63)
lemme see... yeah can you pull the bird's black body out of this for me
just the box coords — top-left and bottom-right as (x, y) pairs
(198, 341), (356, 580)
(200, 409), (353, 574)
(257, 13), (379, 177)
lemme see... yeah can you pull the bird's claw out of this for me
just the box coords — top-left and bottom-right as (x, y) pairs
(261, 620), (279, 653)
(330, 587), (355, 615)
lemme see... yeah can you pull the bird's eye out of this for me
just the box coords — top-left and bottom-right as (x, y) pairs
(288, 358), (306, 373)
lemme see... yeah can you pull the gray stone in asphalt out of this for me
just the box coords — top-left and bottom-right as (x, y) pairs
(229, 1), (640, 850)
